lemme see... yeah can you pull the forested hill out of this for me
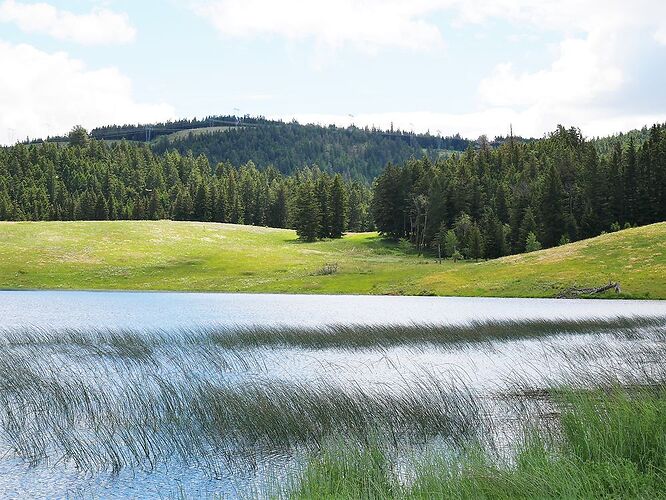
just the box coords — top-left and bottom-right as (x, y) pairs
(149, 120), (470, 180)
(372, 124), (666, 259)
(39, 116), (535, 181)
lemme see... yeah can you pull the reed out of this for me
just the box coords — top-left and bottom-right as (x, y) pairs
(291, 387), (666, 499)
(0, 317), (662, 497)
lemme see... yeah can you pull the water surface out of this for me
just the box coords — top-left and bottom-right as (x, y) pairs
(2, 290), (664, 330)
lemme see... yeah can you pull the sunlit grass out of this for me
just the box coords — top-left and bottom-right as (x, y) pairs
(0, 220), (664, 297)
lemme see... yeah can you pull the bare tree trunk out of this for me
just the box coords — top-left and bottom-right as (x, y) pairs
(557, 281), (621, 298)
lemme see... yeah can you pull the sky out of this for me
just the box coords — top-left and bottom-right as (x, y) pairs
(1, 0), (666, 145)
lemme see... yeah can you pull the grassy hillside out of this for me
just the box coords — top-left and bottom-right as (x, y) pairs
(0, 221), (663, 298)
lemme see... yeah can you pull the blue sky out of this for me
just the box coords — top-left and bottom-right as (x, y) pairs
(1, 0), (666, 144)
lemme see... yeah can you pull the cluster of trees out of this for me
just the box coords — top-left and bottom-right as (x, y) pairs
(152, 121), (471, 180)
(373, 125), (666, 260)
(4, 122), (665, 259)
(0, 130), (373, 237)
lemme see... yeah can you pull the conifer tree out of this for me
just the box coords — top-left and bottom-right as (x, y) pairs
(540, 163), (564, 247)
(315, 176), (331, 238)
(330, 174), (347, 238)
(294, 181), (320, 242)
(624, 138), (637, 223)
(193, 182), (210, 221)
(525, 231), (542, 252)
(468, 223), (484, 260)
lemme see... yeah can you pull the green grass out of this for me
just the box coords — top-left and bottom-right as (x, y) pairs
(158, 125), (237, 142)
(292, 388), (666, 499)
(0, 220), (664, 297)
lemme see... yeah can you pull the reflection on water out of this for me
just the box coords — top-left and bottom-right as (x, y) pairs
(2, 290), (665, 330)
(0, 291), (664, 498)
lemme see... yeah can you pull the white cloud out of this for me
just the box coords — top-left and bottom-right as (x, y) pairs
(479, 33), (624, 109)
(0, 0), (136, 45)
(188, 0), (666, 136)
(0, 41), (175, 145)
(191, 0), (444, 51)
(655, 28), (666, 45)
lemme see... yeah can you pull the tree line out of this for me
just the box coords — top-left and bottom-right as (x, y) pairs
(372, 124), (666, 260)
(0, 129), (373, 239)
(2, 123), (664, 256)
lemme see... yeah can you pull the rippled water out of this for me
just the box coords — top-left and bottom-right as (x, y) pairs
(0, 291), (664, 498)
(2, 290), (665, 330)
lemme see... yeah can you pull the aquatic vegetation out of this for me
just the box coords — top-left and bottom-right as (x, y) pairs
(0, 317), (663, 497)
(0, 346), (484, 475)
(205, 316), (666, 350)
(292, 387), (666, 499)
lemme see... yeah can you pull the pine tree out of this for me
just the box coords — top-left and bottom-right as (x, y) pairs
(608, 142), (624, 224)
(525, 231), (542, 252)
(540, 163), (564, 247)
(518, 207), (537, 253)
(624, 138), (637, 223)
(173, 188), (192, 220)
(330, 174), (347, 238)
(68, 126), (89, 148)
(193, 182), (210, 221)
(212, 182), (227, 223)
(468, 223), (484, 260)
(270, 184), (288, 228)
(94, 193), (109, 220)
(316, 176), (331, 238)
(372, 163), (407, 239)
(294, 181), (320, 242)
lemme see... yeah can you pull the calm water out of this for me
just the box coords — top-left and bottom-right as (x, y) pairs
(1, 290), (665, 330)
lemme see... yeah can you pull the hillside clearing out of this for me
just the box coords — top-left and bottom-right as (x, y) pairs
(0, 221), (663, 298)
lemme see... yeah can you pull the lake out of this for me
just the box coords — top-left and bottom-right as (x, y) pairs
(0, 291), (664, 498)
(2, 290), (665, 330)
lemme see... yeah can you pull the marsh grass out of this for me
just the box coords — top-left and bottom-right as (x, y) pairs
(291, 387), (666, 499)
(206, 316), (666, 350)
(0, 317), (663, 497)
(0, 347), (485, 475)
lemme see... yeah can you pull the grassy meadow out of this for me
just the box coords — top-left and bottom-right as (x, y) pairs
(0, 220), (664, 298)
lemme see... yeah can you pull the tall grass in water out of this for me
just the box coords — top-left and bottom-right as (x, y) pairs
(0, 317), (663, 495)
(207, 316), (666, 350)
(0, 351), (484, 474)
(291, 387), (666, 499)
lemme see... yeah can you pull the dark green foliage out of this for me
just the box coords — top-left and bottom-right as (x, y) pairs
(372, 124), (666, 257)
(372, 163), (408, 239)
(468, 223), (484, 260)
(149, 119), (472, 180)
(68, 126), (89, 148)
(315, 176), (331, 239)
(329, 174), (346, 238)
(293, 180), (320, 242)
(0, 140), (372, 237)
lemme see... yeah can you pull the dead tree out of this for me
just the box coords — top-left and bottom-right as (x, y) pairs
(557, 281), (621, 299)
